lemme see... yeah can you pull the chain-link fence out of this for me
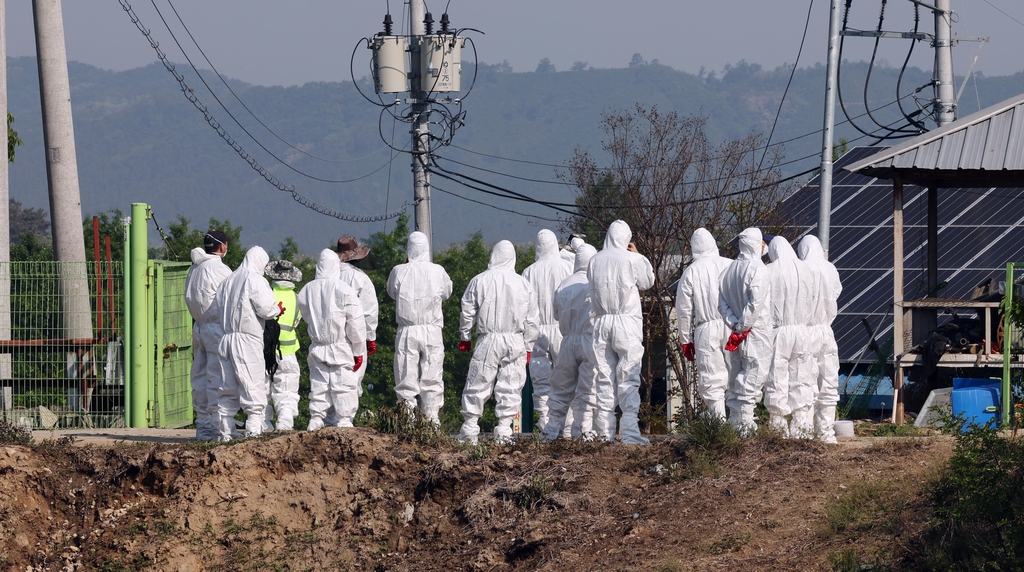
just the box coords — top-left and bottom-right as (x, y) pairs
(0, 261), (124, 430)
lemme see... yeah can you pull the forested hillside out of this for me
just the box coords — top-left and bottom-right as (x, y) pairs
(7, 55), (1024, 252)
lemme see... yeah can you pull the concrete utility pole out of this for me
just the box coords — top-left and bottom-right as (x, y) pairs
(0, 0), (11, 389)
(410, 0), (433, 259)
(817, 0), (842, 255)
(33, 0), (92, 340)
(933, 0), (955, 127)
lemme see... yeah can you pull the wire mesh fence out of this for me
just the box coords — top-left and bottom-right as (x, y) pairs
(0, 261), (124, 430)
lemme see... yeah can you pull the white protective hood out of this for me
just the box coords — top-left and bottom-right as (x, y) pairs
(797, 234), (826, 261)
(407, 231), (430, 263)
(536, 229), (560, 260)
(488, 240), (517, 270)
(243, 246), (270, 275)
(315, 248), (341, 280)
(690, 228), (719, 260)
(603, 220), (632, 251)
(736, 228), (763, 260)
(574, 244), (597, 273)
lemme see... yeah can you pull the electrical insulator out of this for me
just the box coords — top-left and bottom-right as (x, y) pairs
(420, 34), (463, 93)
(370, 35), (409, 94)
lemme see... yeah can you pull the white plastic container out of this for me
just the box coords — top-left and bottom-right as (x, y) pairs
(834, 420), (855, 438)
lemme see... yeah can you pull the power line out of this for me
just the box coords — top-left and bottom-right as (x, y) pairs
(149, 0), (392, 184)
(758, 0), (815, 173)
(164, 0), (388, 165)
(980, 0), (1024, 28)
(118, 0), (407, 223)
(447, 92), (922, 172)
(432, 185), (561, 222)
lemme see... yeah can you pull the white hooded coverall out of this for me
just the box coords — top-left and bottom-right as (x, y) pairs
(387, 231), (453, 423)
(798, 235), (843, 443)
(298, 250), (367, 428)
(522, 229), (573, 433)
(184, 247), (232, 440)
(213, 246), (283, 440)
(675, 228), (735, 420)
(459, 241), (540, 443)
(542, 244), (598, 441)
(588, 220), (655, 445)
(719, 228), (772, 435)
(337, 259), (379, 399)
(765, 236), (817, 437)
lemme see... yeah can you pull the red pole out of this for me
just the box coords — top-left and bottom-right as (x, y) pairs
(105, 236), (116, 336)
(93, 217), (103, 334)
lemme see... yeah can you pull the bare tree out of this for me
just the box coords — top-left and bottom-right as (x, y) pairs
(563, 105), (797, 428)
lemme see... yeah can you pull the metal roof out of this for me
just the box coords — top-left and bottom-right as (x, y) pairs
(844, 92), (1024, 186)
(785, 147), (1024, 363)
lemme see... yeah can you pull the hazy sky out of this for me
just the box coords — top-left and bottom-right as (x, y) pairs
(5, 0), (1024, 86)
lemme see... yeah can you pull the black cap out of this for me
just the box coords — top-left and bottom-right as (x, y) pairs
(204, 230), (229, 252)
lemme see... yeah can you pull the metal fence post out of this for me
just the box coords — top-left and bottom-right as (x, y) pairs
(123, 218), (132, 427)
(1003, 263), (1014, 428)
(129, 203), (150, 427)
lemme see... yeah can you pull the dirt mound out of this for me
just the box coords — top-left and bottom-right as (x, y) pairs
(0, 431), (952, 571)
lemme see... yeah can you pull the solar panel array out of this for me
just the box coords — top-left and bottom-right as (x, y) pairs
(784, 146), (1024, 362)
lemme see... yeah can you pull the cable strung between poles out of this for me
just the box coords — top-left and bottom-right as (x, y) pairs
(118, 0), (406, 223)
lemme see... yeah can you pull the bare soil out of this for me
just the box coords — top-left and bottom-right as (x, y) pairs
(0, 430), (952, 571)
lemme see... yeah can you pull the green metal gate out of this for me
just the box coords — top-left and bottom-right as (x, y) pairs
(149, 260), (193, 428)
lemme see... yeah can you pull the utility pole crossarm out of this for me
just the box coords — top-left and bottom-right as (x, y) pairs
(840, 30), (988, 44)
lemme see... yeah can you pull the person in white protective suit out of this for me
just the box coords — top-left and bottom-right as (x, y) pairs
(765, 236), (817, 437)
(184, 230), (233, 440)
(263, 260), (304, 431)
(675, 228), (735, 420)
(387, 231), (453, 423)
(719, 228), (772, 436)
(213, 246), (284, 440)
(588, 220), (655, 444)
(522, 229), (573, 433)
(798, 235), (843, 443)
(298, 249), (367, 430)
(559, 236), (586, 265)
(334, 236), (379, 423)
(458, 240), (540, 444)
(542, 244), (599, 441)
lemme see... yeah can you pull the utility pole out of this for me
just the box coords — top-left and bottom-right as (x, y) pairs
(33, 0), (93, 342)
(933, 0), (955, 127)
(410, 0), (433, 259)
(817, 0), (842, 255)
(0, 0), (11, 391)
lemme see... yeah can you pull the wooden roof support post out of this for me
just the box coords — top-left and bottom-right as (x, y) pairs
(893, 176), (906, 424)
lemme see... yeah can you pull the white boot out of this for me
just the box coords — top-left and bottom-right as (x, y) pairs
(789, 407), (815, 439)
(815, 405), (838, 444)
(705, 399), (727, 421)
(306, 417), (324, 432)
(769, 414), (789, 437)
(262, 403), (276, 433)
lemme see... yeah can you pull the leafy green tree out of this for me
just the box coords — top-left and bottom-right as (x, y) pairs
(10, 200), (50, 244)
(7, 111), (22, 163)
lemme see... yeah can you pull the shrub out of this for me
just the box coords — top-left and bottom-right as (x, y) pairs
(0, 420), (31, 445)
(916, 425), (1024, 569)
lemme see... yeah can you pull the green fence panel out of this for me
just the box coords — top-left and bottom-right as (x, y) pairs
(150, 260), (193, 428)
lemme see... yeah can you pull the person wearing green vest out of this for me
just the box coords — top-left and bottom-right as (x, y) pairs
(265, 260), (303, 431)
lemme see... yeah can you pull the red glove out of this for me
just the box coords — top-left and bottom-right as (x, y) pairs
(681, 343), (696, 362)
(353, 355), (363, 372)
(366, 340), (377, 355)
(276, 301), (286, 316)
(458, 340), (472, 352)
(526, 351), (532, 366)
(724, 330), (751, 352)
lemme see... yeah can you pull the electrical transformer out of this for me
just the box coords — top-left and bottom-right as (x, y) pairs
(419, 34), (463, 93)
(370, 35), (409, 94)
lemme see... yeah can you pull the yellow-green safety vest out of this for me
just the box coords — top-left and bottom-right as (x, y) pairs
(272, 285), (299, 355)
